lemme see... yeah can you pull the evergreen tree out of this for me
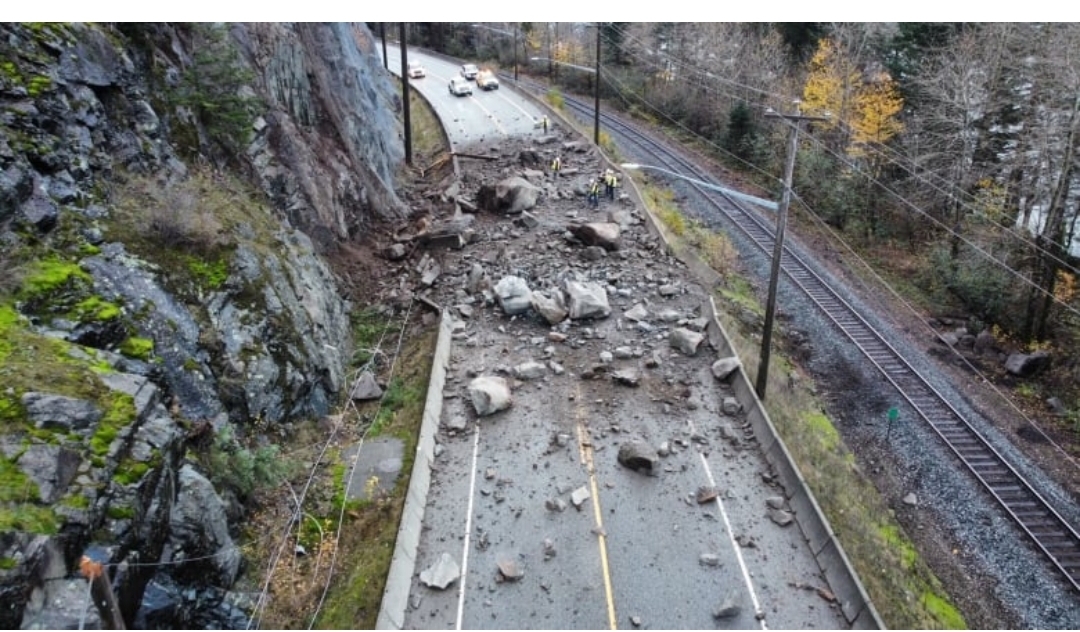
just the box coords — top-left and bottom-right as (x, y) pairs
(724, 102), (760, 164)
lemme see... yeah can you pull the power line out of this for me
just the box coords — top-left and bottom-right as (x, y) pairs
(597, 24), (1080, 321)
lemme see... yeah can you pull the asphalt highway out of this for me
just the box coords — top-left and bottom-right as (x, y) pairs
(380, 44), (855, 631)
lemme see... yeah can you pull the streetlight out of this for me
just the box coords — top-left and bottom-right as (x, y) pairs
(530, 55), (601, 145)
(619, 163), (778, 211)
(530, 57), (596, 73)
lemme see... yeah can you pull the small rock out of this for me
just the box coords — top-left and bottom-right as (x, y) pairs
(612, 369), (640, 386)
(513, 360), (547, 380)
(713, 589), (741, 619)
(765, 496), (786, 510)
(571, 486), (590, 508)
(496, 552), (524, 581)
(902, 492), (918, 506)
(419, 553), (460, 590)
(617, 440), (658, 473)
(542, 538), (556, 560)
(669, 327), (705, 356)
(545, 497), (567, 512)
(630, 615), (642, 627)
(696, 486), (719, 504)
(349, 370), (383, 400)
(736, 534), (757, 548)
(767, 507), (794, 526)
(624, 304), (649, 322)
(711, 357), (741, 381)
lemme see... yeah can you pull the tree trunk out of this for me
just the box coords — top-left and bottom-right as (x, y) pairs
(1025, 90), (1080, 340)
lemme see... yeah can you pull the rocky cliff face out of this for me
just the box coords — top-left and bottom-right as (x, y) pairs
(0, 22), (404, 628)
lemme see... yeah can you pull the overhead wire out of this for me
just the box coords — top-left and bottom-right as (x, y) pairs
(598, 23), (1080, 320)
(245, 306), (410, 629)
(788, 188), (1080, 472)
(585, 25), (1080, 471)
(306, 298), (416, 629)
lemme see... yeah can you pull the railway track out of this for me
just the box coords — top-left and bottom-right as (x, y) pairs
(514, 76), (1080, 594)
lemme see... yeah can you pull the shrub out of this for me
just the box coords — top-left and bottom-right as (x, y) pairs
(545, 88), (565, 111)
(201, 424), (293, 499)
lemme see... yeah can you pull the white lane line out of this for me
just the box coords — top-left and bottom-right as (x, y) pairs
(686, 418), (768, 629)
(696, 450), (768, 629)
(454, 420), (483, 630)
(467, 96), (508, 137)
(492, 88), (540, 122)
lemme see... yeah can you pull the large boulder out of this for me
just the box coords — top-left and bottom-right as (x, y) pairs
(494, 275), (533, 316)
(568, 222), (621, 251)
(564, 279), (610, 320)
(1004, 350), (1051, 377)
(468, 376), (513, 416)
(477, 176), (541, 214)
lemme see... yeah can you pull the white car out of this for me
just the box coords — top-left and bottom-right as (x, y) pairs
(407, 61), (425, 78)
(448, 76), (473, 96)
(461, 63), (479, 80)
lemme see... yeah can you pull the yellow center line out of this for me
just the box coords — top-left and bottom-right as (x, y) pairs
(575, 387), (618, 630)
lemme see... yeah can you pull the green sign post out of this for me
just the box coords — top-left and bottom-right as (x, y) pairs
(886, 406), (899, 441)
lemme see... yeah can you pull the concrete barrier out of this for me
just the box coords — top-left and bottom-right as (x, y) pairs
(376, 311), (453, 630)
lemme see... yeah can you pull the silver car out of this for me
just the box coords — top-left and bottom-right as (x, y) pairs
(460, 63), (479, 80)
(448, 76), (473, 96)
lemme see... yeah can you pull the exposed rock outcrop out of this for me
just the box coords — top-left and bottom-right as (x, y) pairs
(0, 21), (402, 628)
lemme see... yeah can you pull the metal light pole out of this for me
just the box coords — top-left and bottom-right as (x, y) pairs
(755, 104), (827, 400)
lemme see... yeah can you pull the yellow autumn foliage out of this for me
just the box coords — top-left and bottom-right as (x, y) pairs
(801, 38), (858, 131)
(802, 38), (906, 160)
(849, 71), (905, 156)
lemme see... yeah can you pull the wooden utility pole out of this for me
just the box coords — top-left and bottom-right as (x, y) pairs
(399, 23), (413, 166)
(80, 556), (125, 629)
(755, 104), (827, 400)
(593, 22), (601, 146)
